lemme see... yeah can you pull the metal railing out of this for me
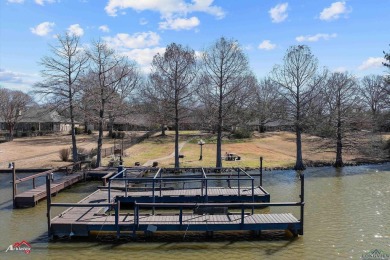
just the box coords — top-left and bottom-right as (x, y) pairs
(106, 167), (256, 204)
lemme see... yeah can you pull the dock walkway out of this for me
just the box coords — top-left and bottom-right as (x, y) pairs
(50, 188), (302, 238)
(15, 172), (85, 207)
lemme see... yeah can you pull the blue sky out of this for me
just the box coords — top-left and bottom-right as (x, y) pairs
(1, 0), (389, 92)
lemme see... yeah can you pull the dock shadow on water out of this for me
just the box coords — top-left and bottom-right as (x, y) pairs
(1, 164), (390, 259)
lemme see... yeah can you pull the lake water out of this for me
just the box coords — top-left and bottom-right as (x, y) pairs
(0, 165), (389, 259)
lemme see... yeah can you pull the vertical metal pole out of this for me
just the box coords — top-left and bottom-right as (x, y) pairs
(159, 169), (162, 197)
(46, 173), (52, 238)
(205, 179), (208, 203)
(238, 168), (241, 196)
(251, 179), (254, 214)
(152, 180), (155, 215)
(108, 180), (111, 202)
(241, 206), (245, 227)
(260, 157), (263, 187)
(12, 163), (16, 208)
(115, 202), (120, 239)
(300, 172), (304, 235)
(179, 207), (183, 227)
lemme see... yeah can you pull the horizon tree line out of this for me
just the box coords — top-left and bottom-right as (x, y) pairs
(1, 33), (390, 169)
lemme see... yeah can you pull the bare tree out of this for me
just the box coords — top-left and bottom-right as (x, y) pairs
(34, 33), (89, 162)
(359, 75), (387, 130)
(0, 88), (32, 140)
(323, 72), (359, 167)
(253, 77), (286, 133)
(86, 40), (141, 167)
(270, 45), (326, 170)
(199, 37), (252, 168)
(383, 45), (390, 84)
(144, 43), (198, 168)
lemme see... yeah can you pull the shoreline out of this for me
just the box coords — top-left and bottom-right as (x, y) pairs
(1, 159), (389, 173)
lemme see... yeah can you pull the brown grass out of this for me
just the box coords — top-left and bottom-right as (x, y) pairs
(1, 130), (387, 169)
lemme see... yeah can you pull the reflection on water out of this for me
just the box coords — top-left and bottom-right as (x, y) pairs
(0, 165), (390, 259)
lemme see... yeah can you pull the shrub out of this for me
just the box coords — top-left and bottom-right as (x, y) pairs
(231, 129), (252, 139)
(111, 131), (126, 139)
(87, 129), (92, 135)
(90, 148), (98, 157)
(59, 148), (70, 161)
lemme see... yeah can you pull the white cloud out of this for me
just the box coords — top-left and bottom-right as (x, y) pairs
(296, 33), (337, 42)
(104, 0), (225, 19)
(258, 40), (276, 50)
(358, 57), (386, 71)
(159, 16), (200, 30)
(269, 3), (288, 23)
(103, 31), (160, 49)
(35, 0), (56, 5)
(7, 0), (24, 4)
(122, 47), (166, 73)
(30, 22), (55, 36)
(320, 1), (351, 21)
(67, 24), (84, 36)
(0, 68), (39, 86)
(99, 25), (110, 33)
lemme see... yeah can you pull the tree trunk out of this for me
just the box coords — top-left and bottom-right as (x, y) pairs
(69, 102), (78, 163)
(161, 124), (166, 136)
(335, 107), (343, 167)
(216, 96), (223, 169)
(8, 124), (14, 141)
(96, 101), (105, 168)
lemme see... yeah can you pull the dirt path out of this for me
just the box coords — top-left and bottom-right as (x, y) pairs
(142, 141), (188, 166)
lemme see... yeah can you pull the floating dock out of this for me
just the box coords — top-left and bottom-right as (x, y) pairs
(48, 167), (305, 239)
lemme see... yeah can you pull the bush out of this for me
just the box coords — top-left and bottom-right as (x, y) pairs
(90, 148), (98, 157)
(111, 131), (126, 139)
(59, 148), (70, 161)
(231, 129), (252, 139)
(87, 129), (92, 135)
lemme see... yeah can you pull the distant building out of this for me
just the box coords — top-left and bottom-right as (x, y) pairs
(0, 107), (79, 133)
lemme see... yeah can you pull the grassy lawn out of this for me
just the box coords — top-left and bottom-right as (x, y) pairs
(115, 131), (340, 168)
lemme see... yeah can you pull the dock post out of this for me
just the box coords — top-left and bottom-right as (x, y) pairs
(259, 157), (263, 187)
(46, 173), (52, 238)
(12, 162), (16, 208)
(115, 202), (120, 239)
(299, 172), (304, 235)
(238, 168), (240, 196)
(108, 180), (111, 202)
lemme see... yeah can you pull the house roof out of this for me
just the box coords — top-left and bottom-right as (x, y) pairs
(19, 108), (72, 123)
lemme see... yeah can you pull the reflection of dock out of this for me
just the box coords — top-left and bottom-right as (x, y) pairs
(49, 167), (305, 239)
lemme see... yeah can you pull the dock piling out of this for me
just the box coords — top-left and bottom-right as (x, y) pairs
(12, 162), (16, 208)
(46, 173), (52, 238)
(259, 157), (263, 187)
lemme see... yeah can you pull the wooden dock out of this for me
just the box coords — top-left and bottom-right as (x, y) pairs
(49, 187), (303, 238)
(14, 172), (85, 208)
(47, 167), (305, 239)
